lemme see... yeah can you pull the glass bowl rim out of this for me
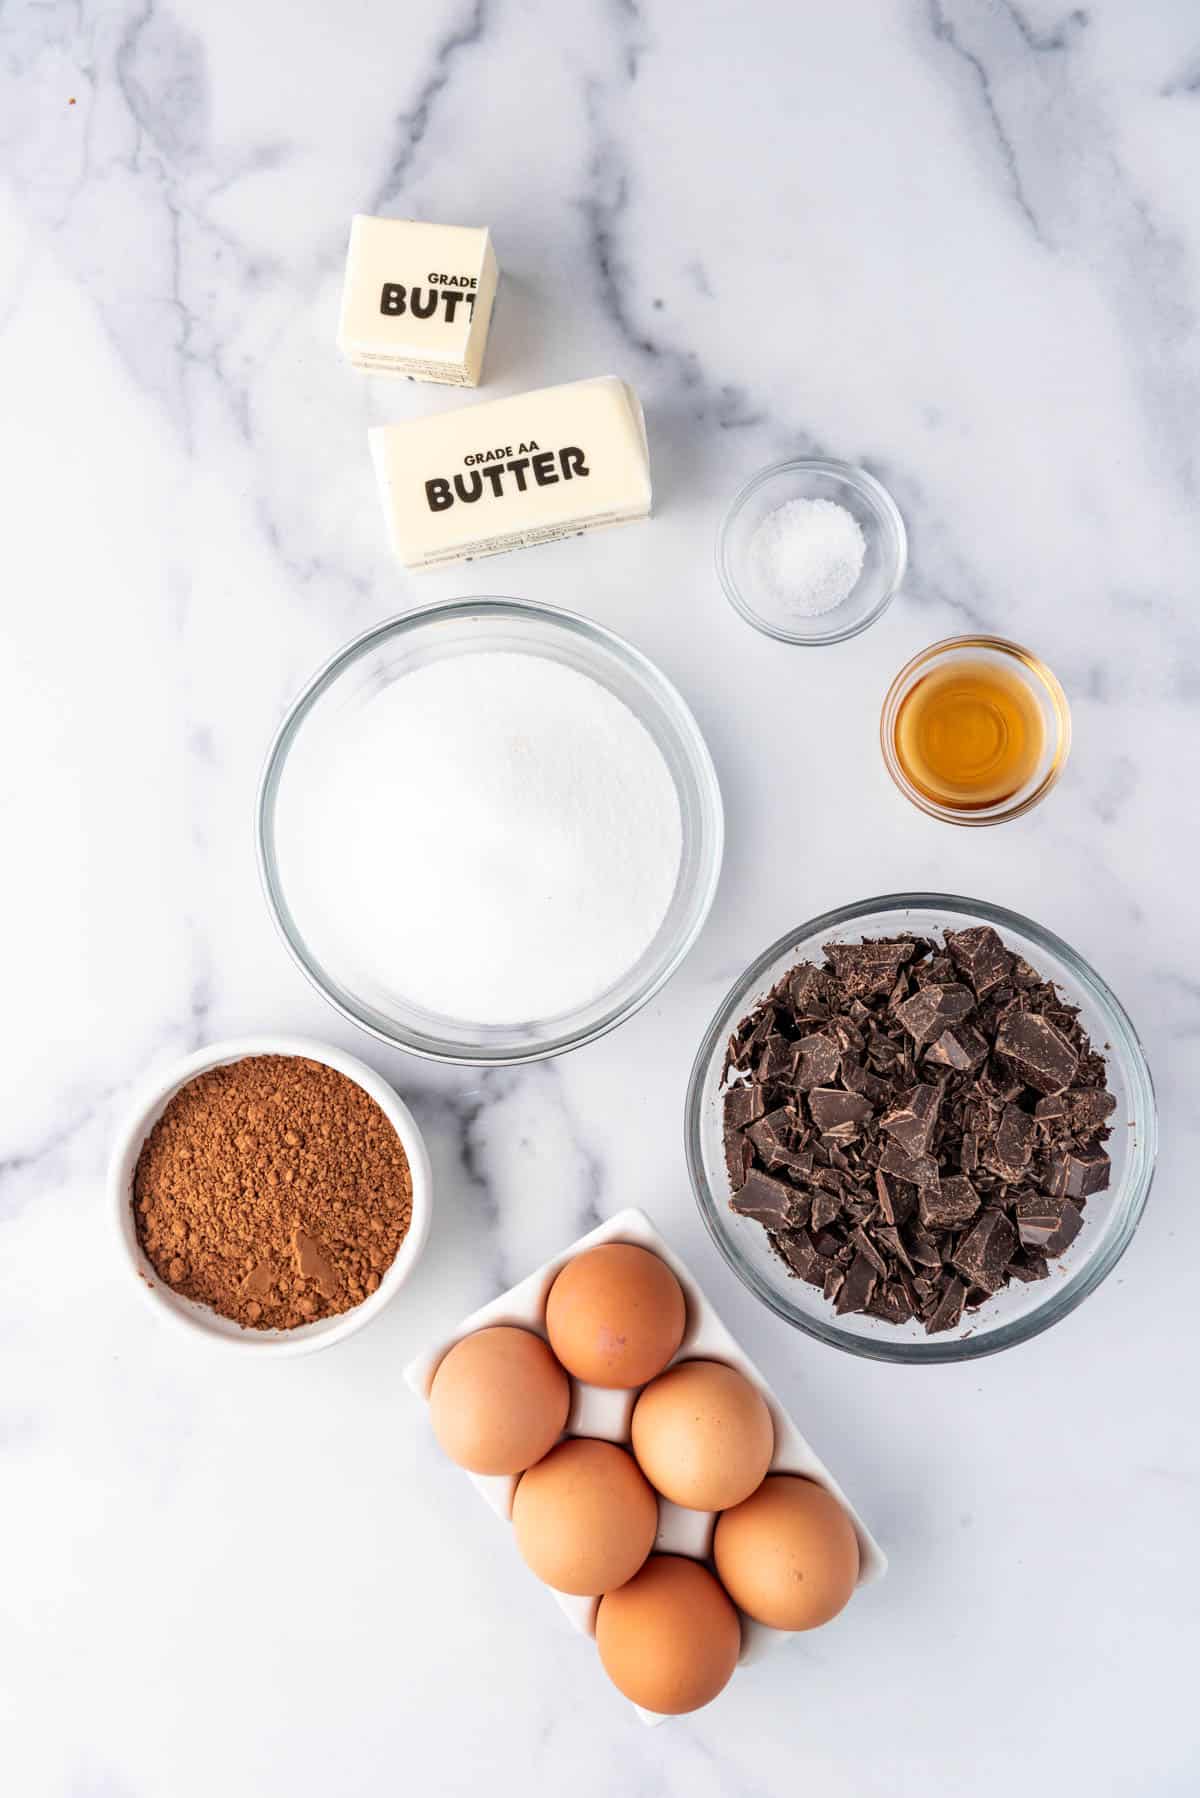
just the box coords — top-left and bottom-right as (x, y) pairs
(256, 595), (725, 1067)
(715, 456), (908, 647)
(684, 890), (1157, 1364)
(879, 635), (1073, 828)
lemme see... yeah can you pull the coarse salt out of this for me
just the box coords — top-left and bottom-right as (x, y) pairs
(750, 496), (866, 617)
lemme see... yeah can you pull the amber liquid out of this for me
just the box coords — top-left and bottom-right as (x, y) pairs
(893, 657), (1046, 810)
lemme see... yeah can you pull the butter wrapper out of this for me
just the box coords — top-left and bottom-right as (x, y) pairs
(338, 215), (498, 387)
(368, 376), (652, 570)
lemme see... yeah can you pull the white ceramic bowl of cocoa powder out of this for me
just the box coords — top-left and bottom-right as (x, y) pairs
(109, 1035), (433, 1356)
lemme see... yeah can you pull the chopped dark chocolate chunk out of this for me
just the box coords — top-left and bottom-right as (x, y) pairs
(924, 1277), (966, 1335)
(984, 1067), (1027, 1106)
(772, 1145), (816, 1182)
(825, 938), (914, 998)
(869, 1224), (909, 1272)
(723, 1084), (764, 1132)
(725, 1019), (765, 1081)
(867, 1281), (916, 1325)
(841, 1057), (892, 1104)
(1043, 1202), (1083, 1258)
(787, 964), (828, 1020)
(834, 1252), (878, 1314)
(905, 1223), (944, 1268)
(724, 1129), (753, 1189)
(895, 1265), (921, 1309)
(746, 1107), (798, 1171)
(851, 1225), (889, 1279)
(822, 1264), (846, 1305)
(1013, 1193), (1065, 1248)
(893, 983), (975, 1048)
(952, 1208), (1017, 1295)
(1064, 1088), (1117, 1136)
(913, 952), (955, 989)
(925, 1023), (990, 1071)
(945, 925), (1014, 996)
(792, 1033), (841, 1090)
(721, 926), (1114, 1335)
(731, 1169), (800, 1229)
(983, 1103), (1035, 1181)
(918, 1174), (980, 1230)
(810, 1188), (842, 1233)
(756, 1036), (795, 1084)
(830, 1016), (866, 1058)
(881, 1082), (941, 1158)
(879, 1141), (940, 1187)
(1014, 1193), (1084, 1258)
(1048, 1147), (1111, 1200)
(808, 1088), (873, 1140)
(995, 1011), (1079, 1095)
(778, 1229), (827, 1286)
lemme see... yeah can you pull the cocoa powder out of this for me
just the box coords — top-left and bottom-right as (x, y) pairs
(133, 1054), (413, 1330)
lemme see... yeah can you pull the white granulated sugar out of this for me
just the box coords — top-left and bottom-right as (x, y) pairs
(750, 496), (866, 616)
(278, 652), (683, 1026)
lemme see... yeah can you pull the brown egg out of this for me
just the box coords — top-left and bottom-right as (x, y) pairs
(714, 1475), (860, 1630)
(429, 1326), (569, 1476)
(545, 1243), (686, 1389)
(596, 1555), (741, 1714)
(511, 1438), (657, 1595)
(631, 1359), (774, 1511)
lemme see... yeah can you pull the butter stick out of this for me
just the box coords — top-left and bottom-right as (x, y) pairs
(338, 215), (499, 387)
(368, 376), (652, 570)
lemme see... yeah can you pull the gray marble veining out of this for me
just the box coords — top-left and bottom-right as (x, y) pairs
(2, 2), (1198, 1793)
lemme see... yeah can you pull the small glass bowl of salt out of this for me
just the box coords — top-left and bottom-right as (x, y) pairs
(716, 457), (906, 646)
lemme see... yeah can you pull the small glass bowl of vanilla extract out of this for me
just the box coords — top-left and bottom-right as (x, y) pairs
(881, 636), (1071, 826)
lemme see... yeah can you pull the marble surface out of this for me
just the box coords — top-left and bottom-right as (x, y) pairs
(3, 2), (1199, 1792)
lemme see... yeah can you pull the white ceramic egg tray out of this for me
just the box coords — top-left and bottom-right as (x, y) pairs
(404, 1207), (887, 1724)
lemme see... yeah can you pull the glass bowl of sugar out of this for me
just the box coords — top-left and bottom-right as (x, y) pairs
(716, 457), (907, 646)
(258, 598), (724, 1066)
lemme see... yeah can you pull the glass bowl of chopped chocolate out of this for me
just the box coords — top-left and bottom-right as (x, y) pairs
(685, 895), (1156, 1362)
